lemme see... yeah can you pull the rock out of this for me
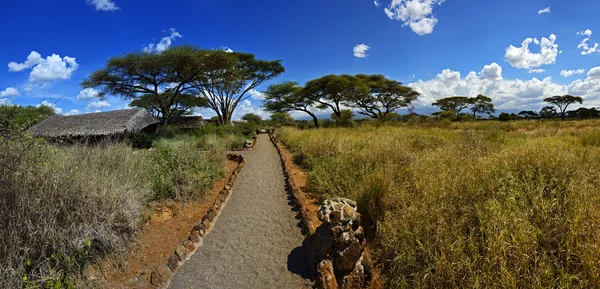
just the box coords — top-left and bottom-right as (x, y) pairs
(305, 224), (334, 270)
(330, 210), (343, 223)
(218, 191), (227, 202)
(243, 139), (253, 149)
(346, 199), (357, 208)
(339, 257), (365, 289)
(175, 244), (189, 261)
(317, 260), (338, 289)
(183, 240), (195, 252)
(342, 205), (355, 221)
(334, 239), (363, 275)
(192, 225), (205, 236)
(167, 254), (180, 271)
(206, 207), (217, 222)
(213, 199), (221, 210)
(150, 264), (171, 287)
(354, 226), (365, 243)
(189, 230), (202, 244)
(334, 231), (354, 249)
(202, 218), (211, 230)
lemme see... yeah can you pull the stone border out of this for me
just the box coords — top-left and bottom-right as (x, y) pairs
(149, 153), (246, 288)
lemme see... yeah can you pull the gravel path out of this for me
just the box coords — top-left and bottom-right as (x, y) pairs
(169, 134), (311, 289)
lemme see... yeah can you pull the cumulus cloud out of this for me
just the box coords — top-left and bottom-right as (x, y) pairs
(77, 88), (100, 100)
(37, 101), (62, 114)
(87, 0), (118, 11)
(538, 7), (550, 15)
(384, 0), (445, 35)
(528, 68), (546, 74)
(86, 100), (111, 110)
(505, 34), (559, 72)
(8, 51), (79, 83)
(374, 0), (381, 7)
(232, 99), (270, 120)
(560, 69), (585, 77)
(353, 44), (370, 58)
(577, 29), (599, 55)
(64, 109), (81, 116)
(0, 87), (20, 97)
(144, 29), (182, 53)
(248, 89), (266, 100)
(0, 99), (11, 106)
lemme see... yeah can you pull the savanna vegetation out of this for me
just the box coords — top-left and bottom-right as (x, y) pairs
(278, 120), (600, 288)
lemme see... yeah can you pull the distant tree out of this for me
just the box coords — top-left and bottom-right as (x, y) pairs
(193, 51), (284, 125)
(241, 113), (263, 124)
(331, 109), (355, 127)
(0, 104), (56, 132)
(263, 81), (320, 128)
(539, 106), (557, 119)
(576, 107), (593, 119)
(543, 95), (584, 121)
(347, 74), (420, 121)
(82, 45), (209, 124)
(498, 112), (511, 122)
(303, 75), (356, 119)
(469, 94), (495, 117)
(432, 96), (471, 120)
(269, 112), (294, 126)
(518, 110), (538, 120)
(209, 115), (220, 123)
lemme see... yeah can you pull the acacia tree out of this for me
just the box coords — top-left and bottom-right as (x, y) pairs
(81, 45), (209, 124)
(518, 110), (538, 120)
(193, 51), (284, 125)
(469, 94), (495, 117)
(540, 106), (557, 119)
(348, 74), (420, 121)
(303, 75), (356, 118)
(543, 95), (584, 121)
(263, 81), (320, 128)
(432, 96), (471, 119)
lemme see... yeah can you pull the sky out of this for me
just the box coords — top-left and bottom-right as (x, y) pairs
(2, 0), (600, 119)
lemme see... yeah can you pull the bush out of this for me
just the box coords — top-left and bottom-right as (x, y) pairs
(0, 134), (153, 288)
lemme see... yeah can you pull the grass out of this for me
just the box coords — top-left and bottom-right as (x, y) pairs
(278, 120), (600, 288)
(0, 123), (251, 288)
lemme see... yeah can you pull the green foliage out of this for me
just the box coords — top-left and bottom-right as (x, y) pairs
(498, 112), (511, 122)
(241, 113), (263, 124)
(331, 109), (355, 127)
(263, 81), (320, 128)
(270, 111), (294, 127)
(279, 122), (600, 288)
(544, 94), (584, 120)
(0, 104), (56, 132)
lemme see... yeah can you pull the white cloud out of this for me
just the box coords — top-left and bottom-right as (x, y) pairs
(384, 0), (445, 35)
(0, 99), (11, 106)
(144, 29), (182, 53)
(77, 88), (100, 100)
(0, 87), (20, 97)
(248, 89), (266, 100)
(37, 101), (62, 114)
(374, 0), (381, 7)
(577, 29), (599, 55)
(232, 99), (270, 120)
(64, 109), (81, 116)
(505, 34), (559, 70)
(222, 47), (234, 53)
(407, 62), (575, 111)
(87, 0), (118, 11)
(538, 7), (550, 15)
(560, 69), (585, 77)
(86, 100), (111, 110)
(528, 68), (545, 74)
(8, 51), (79, 83)
(353, 44), (371, 58)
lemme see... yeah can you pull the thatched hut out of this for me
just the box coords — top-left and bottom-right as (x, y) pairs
(26, 108), (160, 141)
(170, 116), (206, 129)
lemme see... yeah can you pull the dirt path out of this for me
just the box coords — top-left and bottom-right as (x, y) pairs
(169, 134), (311, 289)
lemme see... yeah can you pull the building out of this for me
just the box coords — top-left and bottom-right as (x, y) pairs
(169, 116), (207, 129)
(26, 108), (160, 140)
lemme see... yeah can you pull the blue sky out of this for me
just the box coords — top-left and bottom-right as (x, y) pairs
(2, 0), (600, 118)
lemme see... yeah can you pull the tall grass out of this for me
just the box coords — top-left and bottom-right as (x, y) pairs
(0, 129), (230, 287)
(279, 120), (600, 288)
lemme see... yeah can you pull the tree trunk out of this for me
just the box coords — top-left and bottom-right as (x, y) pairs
(306, 111), (319, 128)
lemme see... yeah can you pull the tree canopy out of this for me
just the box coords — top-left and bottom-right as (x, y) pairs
(82, 45), (209, 124)
(269, 111), (294, 126)
(348, 74), (419, 121)
(263, 81), (320, 128)
(432, 96), (472, 119)
(543, 95), (584, 121)
(303, 74), (357, 118)
(469, 94), (495, 117)
(0, 104), (56, 133)
(241, 113), (263, 124)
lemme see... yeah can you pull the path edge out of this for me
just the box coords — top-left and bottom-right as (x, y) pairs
(149, 153), (246, 289)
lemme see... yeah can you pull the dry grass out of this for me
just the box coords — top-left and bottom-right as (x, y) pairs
(279, 120), (600, 288)
(0, 131), (228, 288)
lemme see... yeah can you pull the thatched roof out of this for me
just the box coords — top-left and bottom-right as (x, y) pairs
(27, 108), (160, 138)
(170, 116), (206, 128)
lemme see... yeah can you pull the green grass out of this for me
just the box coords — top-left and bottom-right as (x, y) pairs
(278, 120), (600, 288)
